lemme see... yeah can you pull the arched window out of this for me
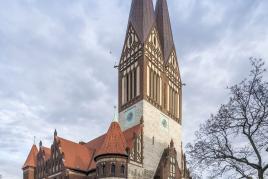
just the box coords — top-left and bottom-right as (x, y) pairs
(111, 163), (116, 176)
(120, 165), (125, 174)
(102, 164), (106, 175)
(96, 166), (99, 176)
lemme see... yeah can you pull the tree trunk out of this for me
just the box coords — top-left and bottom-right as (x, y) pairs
(258, 169), (263, 179)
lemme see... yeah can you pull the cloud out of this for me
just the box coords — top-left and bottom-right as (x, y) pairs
(0, 0), (267, 178)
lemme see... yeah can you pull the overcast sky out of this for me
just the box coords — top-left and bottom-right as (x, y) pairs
(0, 0), (268, 178)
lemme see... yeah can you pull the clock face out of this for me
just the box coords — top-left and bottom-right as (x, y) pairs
(124, 107), (136, 128)
(160, 115), (169, 131)
(161, 118), (168, 128)
(127, 112), (134, 122)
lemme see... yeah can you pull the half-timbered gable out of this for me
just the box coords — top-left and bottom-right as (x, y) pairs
(165, 50), (181, 122)
(119, 25), (142, 109)
(120, 24), (142, 69)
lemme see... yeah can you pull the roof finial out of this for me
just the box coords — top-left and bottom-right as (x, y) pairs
(170, 139), (174, 148)
(54, 129), (57, 137)
(34, 136), (36, 145)
(113, 105), (118, 122)
(39, 140), (42, 148)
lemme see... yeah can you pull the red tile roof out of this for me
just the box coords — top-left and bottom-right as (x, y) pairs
(23, 123), (143, 172)
(123, 123), (142, 148)
(22, 144), (38, 169)
(56, 137), (93, 171)
(94, 122), (127, 159)
(85, 123), (142, 170)
(85, 123), (142, 151)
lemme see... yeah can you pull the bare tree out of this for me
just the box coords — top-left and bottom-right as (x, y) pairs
(186, 58), (268, 179)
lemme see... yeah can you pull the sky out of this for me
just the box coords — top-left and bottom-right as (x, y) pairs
(0, 0), (268, 178)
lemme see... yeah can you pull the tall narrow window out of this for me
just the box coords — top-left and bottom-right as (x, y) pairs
(175, 93), (178, 117)
(102, 164), (106, 175)
(150, 69), (153, 98)
(137, 66), (140, 96)
(173, 91), (176, 116)
(134, 68), (137, 97)
(120, 165), (125, 174)
(169, 87), (172, 113)
(97, 167), (99, 176)
(164, 84), (167, 109)
(126, 74), (129, 102)
(111, 163), (116, 176)
(172, 89), (176, 115)
(130, 71), (133, 100)
(154, 72), (157, 101)
(121, 77), (124, 104)
(156, 75), (160, 103)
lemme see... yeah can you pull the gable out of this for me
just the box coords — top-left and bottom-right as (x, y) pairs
(120, 24), (142, 69)
(166, 50), (180, 83)
(145, 27), (164, 68)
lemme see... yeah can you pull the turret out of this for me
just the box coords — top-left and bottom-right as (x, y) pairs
(94, 115), (128, 178)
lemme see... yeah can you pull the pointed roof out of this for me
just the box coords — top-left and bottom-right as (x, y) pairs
(56, 137), (93, 171)
(22, 144), (38, 169)
(128, 0), (155, 42)
(94, 122), (127, 159)
(155, 0), (175, 62)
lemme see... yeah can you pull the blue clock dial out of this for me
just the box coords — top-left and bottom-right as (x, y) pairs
(127, 112), (133, 122)
(161, 119), (168, 128)
(124, 107), (136, 128)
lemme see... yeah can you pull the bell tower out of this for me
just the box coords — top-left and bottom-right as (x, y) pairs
(118, 0), (183, 177)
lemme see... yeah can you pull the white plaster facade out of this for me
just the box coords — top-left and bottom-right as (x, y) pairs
(119, 100), (182, 178)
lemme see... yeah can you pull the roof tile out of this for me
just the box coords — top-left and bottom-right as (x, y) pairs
(57, 137), (93, 171)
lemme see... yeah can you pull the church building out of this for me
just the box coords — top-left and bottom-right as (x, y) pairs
(22, 0), (192, 178)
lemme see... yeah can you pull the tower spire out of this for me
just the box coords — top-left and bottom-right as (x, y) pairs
(128, 0), (155, 42)
(155, 0), (175, 62)
(113, 105), (118, 122)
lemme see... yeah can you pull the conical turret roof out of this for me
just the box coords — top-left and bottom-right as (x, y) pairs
(94, 121), (127, 159)
(155, 0), (175, 62)
(22, 144), (38, 169)
(128, 0), (155, 42)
